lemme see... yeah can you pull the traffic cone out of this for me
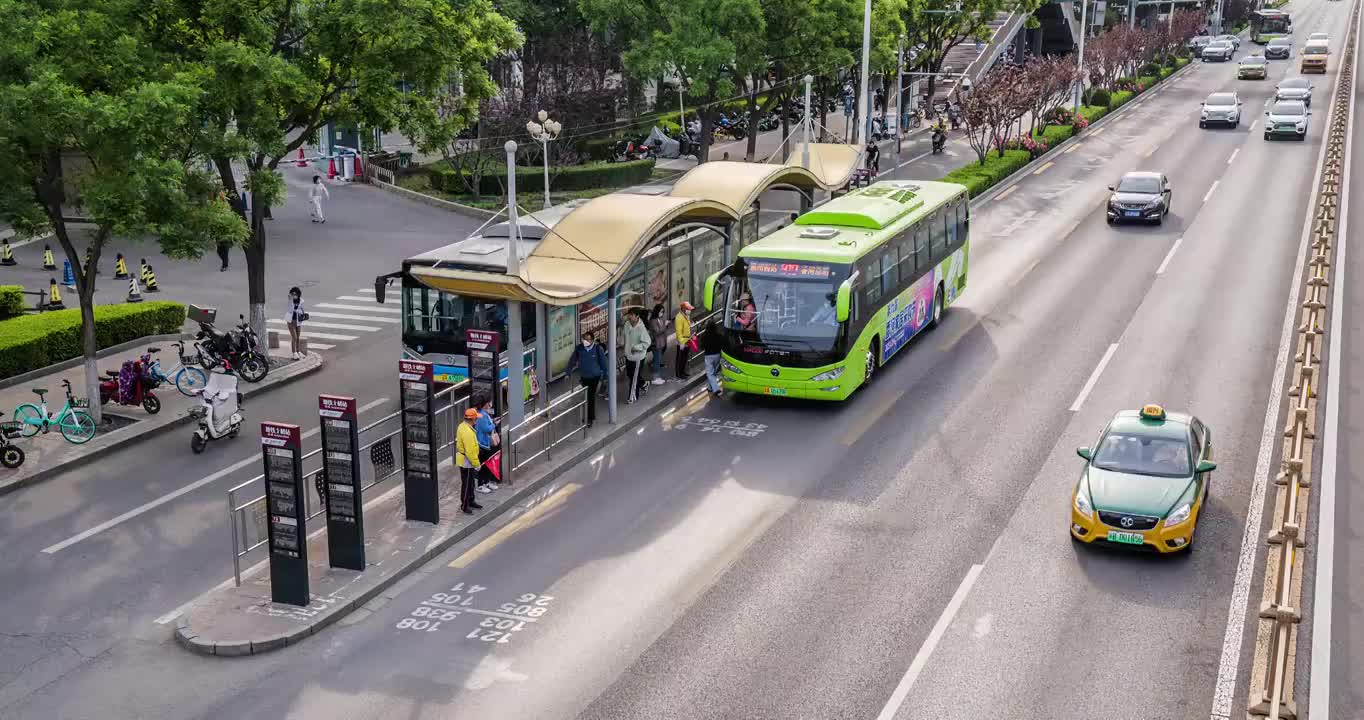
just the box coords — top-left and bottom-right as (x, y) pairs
(0, 238), (15, 266)
(327, 156), (337, 180)
(143, 263), (159, 292)
(62, 259), (74, 286)
(139, 258), (150, 283)
(114, 253), (128, 279)
(84, 245), (98, 275)
(47, 278), (63, 309)
(296, 148), (309, 168)
(42, 245), (55, 270)
(126, 274), (143, 303)
(353, 154), (363, 179)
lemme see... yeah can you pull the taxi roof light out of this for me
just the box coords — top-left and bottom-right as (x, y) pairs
(1140, 404), (1166, 420)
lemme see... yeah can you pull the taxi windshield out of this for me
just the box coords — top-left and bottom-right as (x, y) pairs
(1092, 432), (1191, 477)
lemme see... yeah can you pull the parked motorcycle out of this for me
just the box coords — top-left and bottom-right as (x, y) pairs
(98, 356), (161, 414)
(195, 319), (267, 383)
(0, 411), (25, 469)
(189, 369), (243, 453)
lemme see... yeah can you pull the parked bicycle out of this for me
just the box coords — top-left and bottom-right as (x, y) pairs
(12, 380), (97, 444)
(145, 342), (208, 397)
(0, 411), (25, 468)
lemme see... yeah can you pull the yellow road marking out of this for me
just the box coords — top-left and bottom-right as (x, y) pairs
(1091, 127), (1106, 137)
(1033, 162), (1055, 175)
(1063, 143), (1082, 154)
(840, 385), (909, 447)
(448, 483), (581, 569)
(1009, 258), (1041, 288)
(994, 185), (1019, 201)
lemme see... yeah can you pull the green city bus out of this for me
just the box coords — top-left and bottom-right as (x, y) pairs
(704, 180), (969, 400)
(1250, 9), (1292, 44)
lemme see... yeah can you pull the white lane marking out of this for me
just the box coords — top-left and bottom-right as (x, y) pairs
(1069, 343), (1119, 413)
(306, 343), (336, 350)
(267, 319), (380, 332)
(876, 149), (934, 178)
(1228, 148), (1240, 165)
(316, 303), (401, 314)
(996, 210), (1039, 237)
(662, 406), (677, 417)
(298, 331), (360, 341)
(1210, 15), (1348, 714)
(1156, 237), (1185, 275)
(155, 476), (406, 625)
(303, 311), (399, 324)
(45, 398), (390, 555)
(1310, 5), (1359, 711)
(1203, 180), (1220, 203)
(1250, 119), (1259, 132)
(335, 295), (375, 302)
(875, 564), (985, 720)
(354, 288), (375, 294)
(590, 454), (604, 465)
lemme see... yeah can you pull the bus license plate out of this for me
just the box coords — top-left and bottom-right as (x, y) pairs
(1107, 531), (1144, 545)
(765, 387), (787, 396)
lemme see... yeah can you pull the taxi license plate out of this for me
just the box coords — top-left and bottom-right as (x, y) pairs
(1125, 210), (1141, 218)
(1107, 530), (1145, 545)
(765, 387), (787, 396)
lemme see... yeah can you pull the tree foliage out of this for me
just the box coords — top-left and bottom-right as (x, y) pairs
(0, 0), (245, 418)
(902, 0), (1044, 96)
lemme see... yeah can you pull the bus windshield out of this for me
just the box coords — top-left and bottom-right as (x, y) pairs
(727, 261), (848, 352)
(1255, 13), (1291, 34)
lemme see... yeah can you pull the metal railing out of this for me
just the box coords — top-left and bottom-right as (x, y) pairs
(506, 385), (588, 474)
(226, 380), (472, 585)
(1246, 2), (1357, 717)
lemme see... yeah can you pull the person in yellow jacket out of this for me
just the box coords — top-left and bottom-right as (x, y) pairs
(674, 301), (694, 380)
(456, 408), (483, 514)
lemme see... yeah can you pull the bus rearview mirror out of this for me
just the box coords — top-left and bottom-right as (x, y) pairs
(836, 280), (852, 323)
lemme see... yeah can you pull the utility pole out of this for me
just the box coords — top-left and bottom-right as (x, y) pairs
(858, 0), (872, 155)
(896, 35), (906, 176)
(503, 141), (525, 429)
(802, 75), (813, 170)
(1075, 0), (1089, 112)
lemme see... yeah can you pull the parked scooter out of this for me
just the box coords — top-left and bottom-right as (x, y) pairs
(195, 319), (267, 383)
(0, 411), (25, 469)
(98, 356), (161, 414)
(189, 369), (243, 453)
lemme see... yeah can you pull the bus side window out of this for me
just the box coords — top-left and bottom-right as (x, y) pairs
(914, 226), (928, 273)
(946, 202), (959, 248)
(879, 249), (897, 296)
(894, 230), (915, 284)
(862, 257), (883, 304)
(958, 198), (969, 239)
(930, 209), (947, 263)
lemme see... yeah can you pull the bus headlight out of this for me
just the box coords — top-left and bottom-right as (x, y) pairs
(811, 367), (844, 382)
(721, 358), (741, 374)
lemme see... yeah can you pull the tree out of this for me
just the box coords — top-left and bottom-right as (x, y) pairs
(582, 0), (767, 164)
(151, 0), (520, 359)
(496, 0), (622, 100)
(1022, 55), (1078, 135)
(0, 0), (246, 421)
(902, 0), (1044, 99)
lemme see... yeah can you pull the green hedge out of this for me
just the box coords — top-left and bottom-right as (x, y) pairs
(430, 159), (655, 196)
(1109, 90), (1135, 108)
(0, 285), (23, 320)
(1087, 88), (1112, 107)
(940, 150), (1032, 197)
(1080, 105), (1109, 123)
(0, 301), (185, 379)
(1137, 75), (1159, 90)
(1034, 124), (1076, 146)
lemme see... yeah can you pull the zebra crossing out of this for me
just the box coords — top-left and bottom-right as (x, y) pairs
(268, 287), (400, 351)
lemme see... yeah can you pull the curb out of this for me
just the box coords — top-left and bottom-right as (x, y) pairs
(174, 372), (708, 656)
(0, 333), (193, 392)
(966, 60), (1198, 209)
(0, 352), (325, 497)
(367, 178), (498, 221)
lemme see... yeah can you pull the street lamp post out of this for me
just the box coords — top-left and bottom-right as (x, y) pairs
(896, 34), (906, 176)
(1074, 0), (1089, 112)
(858, 0), (873, 154)
(525, 110), (563, 210)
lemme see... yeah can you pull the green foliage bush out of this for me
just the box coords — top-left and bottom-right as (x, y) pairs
(429, 159), (655, 196)
(1079, 105), (1109, 123)
(1140, 62), (1162, 76)
(1086, 88), (1112, 107)
(0, 285), (24, 320)
(1137, 75), (1159, 90)
(0, 301), (185, 379)
(1034, 124), (1075, 146)
(1110, 90), (1135, 108)
(940, 150), (1032, 197)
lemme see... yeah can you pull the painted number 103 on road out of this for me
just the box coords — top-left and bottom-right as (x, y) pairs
(468, 594), (554, 644)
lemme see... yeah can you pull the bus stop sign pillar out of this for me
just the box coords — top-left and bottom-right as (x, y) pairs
(607, 285), (618, 424)
(319, 395), (365, 571)
(261, 422), (309, 606)
(504, 140), (526, 429)
(399, 360), (439, 524)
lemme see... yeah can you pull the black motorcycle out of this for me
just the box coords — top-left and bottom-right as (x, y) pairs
(931, 128), (947, 154)
(196, 319), (267, 383)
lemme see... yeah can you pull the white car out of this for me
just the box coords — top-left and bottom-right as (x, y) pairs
(1202, 41), (1235, 62)
(1265, 100), (1311, 140)
(1216, 34), (1242, 51)
(1309, 32), (1330, 42)
(1200, 92), (1243, 128)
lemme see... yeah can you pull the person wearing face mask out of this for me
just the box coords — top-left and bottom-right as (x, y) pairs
(284, 286), (307, 359)
(567, 331), (608, 427)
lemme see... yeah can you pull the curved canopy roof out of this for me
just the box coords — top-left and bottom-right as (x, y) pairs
(409, 142), (864, 306)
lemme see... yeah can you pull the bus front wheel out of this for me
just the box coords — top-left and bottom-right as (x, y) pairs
(930, 285), (945, 328)
(864, 339), (880, 387)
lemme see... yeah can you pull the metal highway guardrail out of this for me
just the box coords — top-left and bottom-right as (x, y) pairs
(1247, 1), (1359, 716)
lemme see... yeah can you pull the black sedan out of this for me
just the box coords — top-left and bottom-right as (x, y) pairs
(1266, 38), (1293, 59)
(1107, 172), (1172, 225)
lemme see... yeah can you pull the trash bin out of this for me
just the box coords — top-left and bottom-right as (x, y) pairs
(343, 154), (356, 180)
(398, 151), (413, 169)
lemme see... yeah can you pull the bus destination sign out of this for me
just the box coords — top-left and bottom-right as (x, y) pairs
(747, 261), (833, 279)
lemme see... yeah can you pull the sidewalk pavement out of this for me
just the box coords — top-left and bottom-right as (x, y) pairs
(171, 216), (787, 656)
(0, 342), (323, 497)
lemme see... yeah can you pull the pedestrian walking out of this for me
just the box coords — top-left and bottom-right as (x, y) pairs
(216, 240), (231, 272)
(648, 304), (669, 384)
(675, 302), (694, 379)
(284, 286), (307, 359)
(701, 320), (725, 396)
(456, 408), (484, 514)
(309, 174), (330, 223)
(623, 310), (651, 403)
(473, 394), (500, 493)
(567, 331), (608, 427)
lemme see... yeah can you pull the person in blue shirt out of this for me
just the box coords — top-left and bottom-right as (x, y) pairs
(567, 331), (608, 427)
(472, 394), (499, 492)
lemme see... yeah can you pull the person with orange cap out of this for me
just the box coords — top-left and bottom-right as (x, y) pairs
(674, 301), (694, 379)
(456, 407), (484, 514)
